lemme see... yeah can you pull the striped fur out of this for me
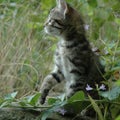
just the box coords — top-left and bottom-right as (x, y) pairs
(40, 0), (104, 104)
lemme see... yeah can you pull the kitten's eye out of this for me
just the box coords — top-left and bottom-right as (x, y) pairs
(54, 19), (64, 26)
(48, 19), (54, 25)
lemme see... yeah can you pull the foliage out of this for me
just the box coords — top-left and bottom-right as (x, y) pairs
(0, 89), (120, 120)
(100, 86), (120, 100)
(0, 0), (120, 120)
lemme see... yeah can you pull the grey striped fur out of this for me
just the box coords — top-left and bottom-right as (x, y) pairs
(40, 0), (104, 104)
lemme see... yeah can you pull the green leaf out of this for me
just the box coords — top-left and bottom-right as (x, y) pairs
(64, 100), (90, 114)
(103, 0), (109, 3)
(28, 93), (41, 106)
(112, 2), (120, 13)
(4, 91), (18, 100)
(115, 80), (120, 86)
(18, 101), (27, 107)
(0, 101), (10, 108)
(0, 98), (4, 105)
(41, 107), (57, 120)
(11, 92), (18, 98)
(100, 86), (120, 100)
(41, 101), (66, 120)
(51, 44), (57, 51)
(68, 91), (85, 103)
(115, 18), (120, 25)
(87, 0), (98, 8)
(88, 95), (104, 120)
(93, 17), (105, 28)
(47, 97), (58, 105)
(108, 14), (115, 21)
(115, 115), (120, 120)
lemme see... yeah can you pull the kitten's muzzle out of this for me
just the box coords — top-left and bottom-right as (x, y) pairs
(44, 19), (54, 26)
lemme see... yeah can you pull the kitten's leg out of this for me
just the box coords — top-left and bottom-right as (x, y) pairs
(40, 66), (64, 104)
(66, 72), (87, 98)
(40, 74), (57, 104)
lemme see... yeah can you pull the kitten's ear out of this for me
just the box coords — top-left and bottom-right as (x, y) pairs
(56, 0), (69, 16)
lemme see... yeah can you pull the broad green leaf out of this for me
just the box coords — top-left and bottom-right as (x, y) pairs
(115, 80), (120, 86)
(112, 2), (120, 13)
(88, 95), (104, 120)
(93, 17), (105, 28)
(41, 107), (57, 120)
(115, 18), (120, 25)
(47, 97), (58, 105)
(41, 101), (66, 120)
(115, 115), (120, 120)
(68, 91), (85, 103)
(103, 0), (109, 3)
(87, 0), (98, 8)
(4, 91), (18, 100)
(51, 44), (57, 51)
(17, 97), (29, 107)
(108, 14), (115, 21)
(0, 101), (11, 108)
(28, 93), (41, 106)
(64, 100), (90, 114)
(100, 86), (120, 100)
(0, 98), (4, 105)
(11, 92), (18, 98)
(18, 101), (28, 107)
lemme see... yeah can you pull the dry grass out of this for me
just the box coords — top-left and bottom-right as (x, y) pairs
(0, 1), (54, 97)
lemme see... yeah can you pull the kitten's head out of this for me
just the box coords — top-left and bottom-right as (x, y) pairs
(44, 0), (85, 37)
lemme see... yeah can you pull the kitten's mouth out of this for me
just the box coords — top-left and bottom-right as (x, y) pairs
(44, 24), (63, 30)
(51, 25), (63, 29)
(44, 24), (63, 33)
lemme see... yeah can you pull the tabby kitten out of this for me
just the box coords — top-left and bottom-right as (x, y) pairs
(40, 0), (104, 104)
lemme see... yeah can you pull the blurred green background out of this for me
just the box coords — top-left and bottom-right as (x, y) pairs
(0, 0), (120, 98)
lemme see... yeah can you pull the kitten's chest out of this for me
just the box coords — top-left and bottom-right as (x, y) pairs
(58, 45), (69, 68)
(55, 43), (73, 79)
(57, 40), (71, 56)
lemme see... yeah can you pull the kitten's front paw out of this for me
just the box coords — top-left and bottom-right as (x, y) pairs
(40, 97), (45, 104)
(40, 89), (49, 104)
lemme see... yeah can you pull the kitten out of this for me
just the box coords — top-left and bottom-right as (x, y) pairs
(40, 0), (105, 104)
